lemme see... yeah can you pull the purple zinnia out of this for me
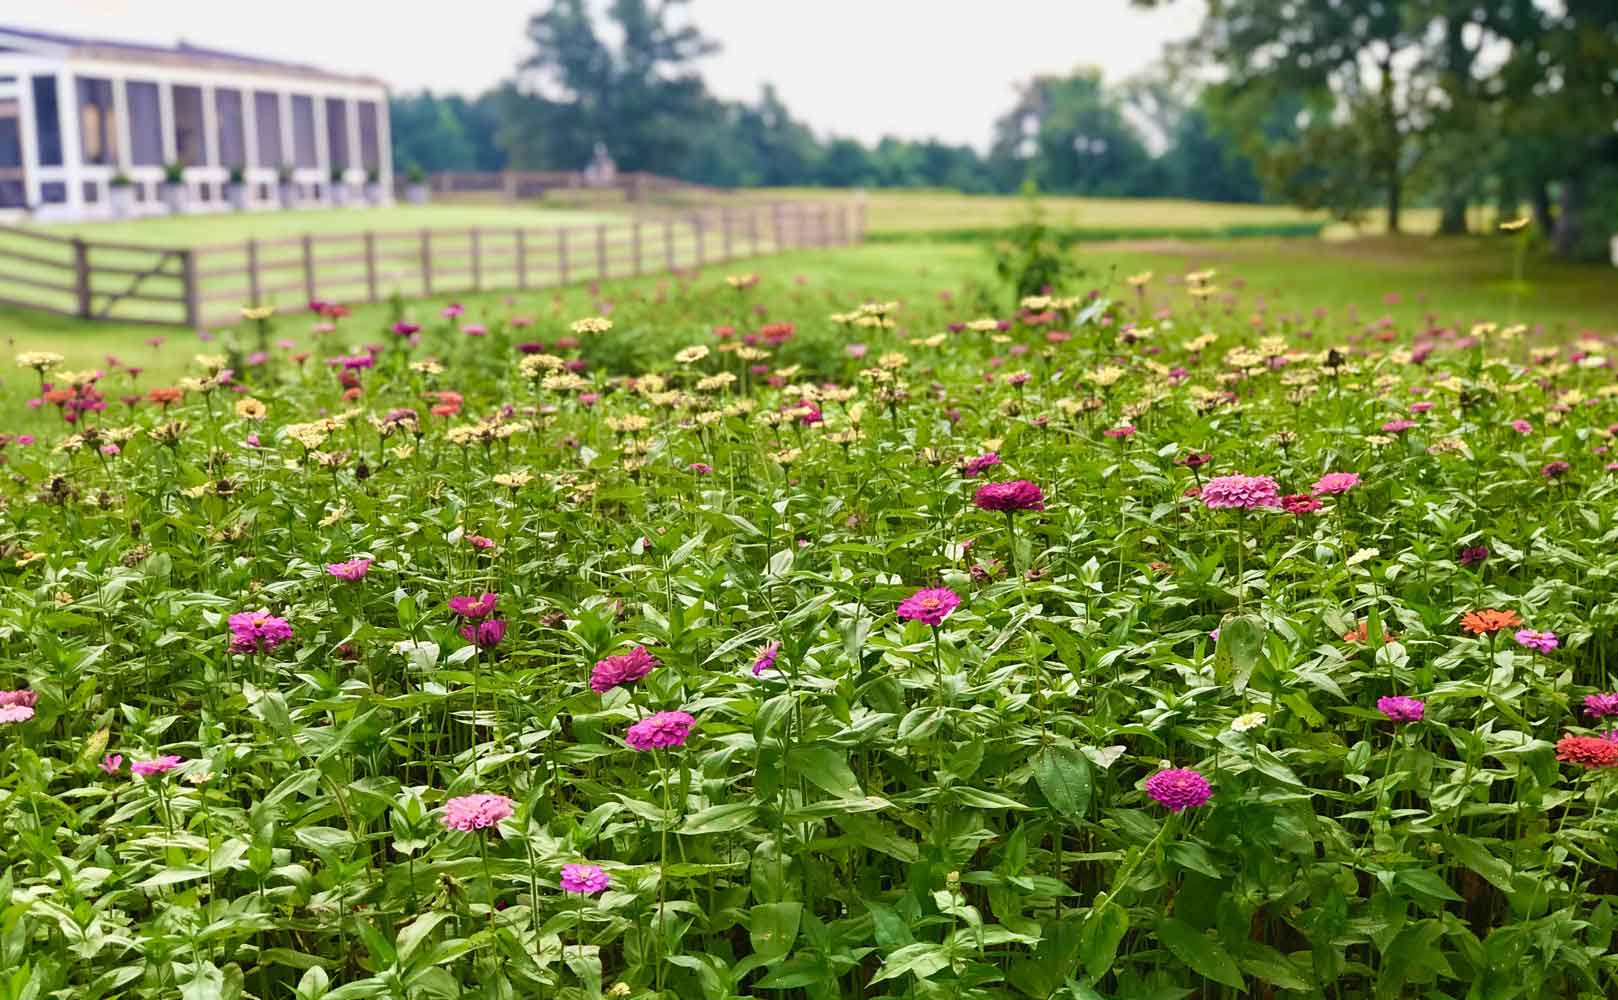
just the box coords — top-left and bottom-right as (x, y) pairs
(751, 642), (780, 676)
(896, 587), (961, 627)
(1513, 629), (1558, 654)
(1377, 696), (1425, 723)
(1458, 545), (1488, 566)
(625, 710), (696, 751)
(228, 610), (293, 654)
(560, 863), (610, 895)
(459, 618), (507, 649)
(961, 453), (1002, 478)
(1200, 474), (1281, 510)
(448, 593), (497, 620)
(1144, 768), (1212, 813)
(1583, 693), (1618, 719)
(590, 646), (659, 693)
(972, 480), (1045, 512)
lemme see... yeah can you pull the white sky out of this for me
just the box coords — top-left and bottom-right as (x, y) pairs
(10, 1), (1204, 149)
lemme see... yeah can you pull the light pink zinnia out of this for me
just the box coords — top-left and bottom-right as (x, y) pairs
(1311, 471), (1361, 496)
(0, 704), (33, 724)
(626, 710), (696, 751)
(1513, 629), (1558, 654)
(130, 755), (183, 777)
(896, 587), (961, 627)
(0, 690), (38, 708)
(441, 793), (515, 832)
(1200, 474), (1281, 510)
(325, 558), (371, 582)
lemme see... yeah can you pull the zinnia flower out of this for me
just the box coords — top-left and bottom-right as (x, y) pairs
(130, 755), (183, 777)
(0, 690), (38, 708)
(1144, 768), (1212, 812)
(625, 710), (696, 751)
(1460, 609), (1521, 635)
(1376, 696), (1425, 723)
(590, 645), (659, 693)
(448, 593), (498, 620)
(1200, 474), (1280, 510)
(1311, 471), (1361, 495)
(1458, 545), (1488, 566)
(961, 453), (1001, 477)
(1584, 693), (1618, 719)
(1555, 734), (1618, 769)
(228, 610), (293, 654)
(100, 754), (123, 774)
(441, 793), (515, 832)
(1281, 493), (1321, 514)
(1230, 712), (1266, 733)
(459, 619), (507, 649)
(896, 587), (961, 627)
(560, 863), (610, 895)
(751, 642), (780, 677)
(972, 480), (1045, 512)
(1513, 629), (1558, 654)
(1541, 460), (1570, 479)
(0, 704), (33, 724)
(1381, 419), (1416, 434)
(325, 558), (371, 582)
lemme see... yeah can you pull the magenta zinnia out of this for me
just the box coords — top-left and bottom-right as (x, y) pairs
(1200, 475), (1280, 510)
(228, 610), (293, 654)
(972, 480), (1045, 512)
(751, 641), (780, 677)
(459, 618), (507, 649)
(896, 587), (961, 627)
(626, 710), (696, 751)
(130, 755), (183, 777)
(590, 645), (659, 693)
(1144, 768), (1212, 812)
(441, 793), (515, 832)
(1377, 696), (1425, 723)
(448, 592), (498, 620)
(1584, 693), (1618, 719)
(1513, 629), (1558, 653)
(560, 863), (610, 895)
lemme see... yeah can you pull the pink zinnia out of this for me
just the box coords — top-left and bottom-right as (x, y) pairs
(130, 755), (183, 777)
(1583, 693), (1618, 718)
(1200, 475), (1280, 510)
(1513, 629), (1558, 654)
(590, 645), (659, 693)
(626, 710), (696, 751)
(972, 480), (1045, 512)
(752, 641), (780, 676)
(1377, 696), (1425, 723)
(228, 610), (293, 654)
(1282, 493), (1322, 514)
(0, 690), (38, 708)
(466, 534), (496, 550)
(441, 793), (514, 832)
(325, 558), (371, 582)
(896, 587), (961, 627)
(0, 704), (33, 724)
(1103, 425), (1136, 439)
(560, 863), (610, 894)
(1381, 419), (1416, 434)
(459, 618), (507, 649)
(1144, 768), (1212, 812)
(961, 453), (1001, 478)
(100, 754), (123, 775)
(1311, 471), (1361, 495)
(1508, 419), (1532, 434)
(448, 593), (498, 619)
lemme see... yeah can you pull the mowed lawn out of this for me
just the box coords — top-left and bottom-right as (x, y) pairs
(0, 234), (1611, 416)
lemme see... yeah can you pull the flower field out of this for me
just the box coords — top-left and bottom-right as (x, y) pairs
(3, 262), (1617, 1000)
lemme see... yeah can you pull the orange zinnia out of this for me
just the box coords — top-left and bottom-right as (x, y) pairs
(1460, 609), (1522, 635)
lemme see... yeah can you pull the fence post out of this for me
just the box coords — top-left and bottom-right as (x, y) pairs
(558, 228), (570, 285)
(470, 228), (482, 291)
(181, 248), (200, 331)
(71, 238), (91, 318)
(515, 229), (528, 290)
(246, 238), (261, 305)
(664, 218), (674, 271)
(595, 224), (607, 280)
(503, 171), (517, 202)
(721, 206), (733, 260)
(364, 232), (378, 303)
(632, 219), (643, 276)
(301, 234), (316, 302)
(420, 229), (432, 296)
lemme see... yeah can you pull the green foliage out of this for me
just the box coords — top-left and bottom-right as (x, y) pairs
(991, 183), (1079, 301)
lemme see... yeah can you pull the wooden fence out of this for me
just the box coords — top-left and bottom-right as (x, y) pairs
(413, 169), (722, 203)
(0, 200), (862, 332)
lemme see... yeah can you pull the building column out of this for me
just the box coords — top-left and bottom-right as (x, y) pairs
(242, 88), (258, 173)
(200, 83), (218, 167)
(278, 91), (293, 174)
(56, 71), (85, 216)
(158, 80), (176, 165)
(376, 95), (393, 194)
(111, 77), (132, 173)
(346, 96), (361, 181)
(16, 70), (39, 208)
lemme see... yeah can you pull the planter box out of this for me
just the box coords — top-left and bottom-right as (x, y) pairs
(109, 186), (135, 218)
(159, 183), (187, 215)
(364, 182), (384, 206)
(226, 183), (250, 211)
(406, 183), (430, 205)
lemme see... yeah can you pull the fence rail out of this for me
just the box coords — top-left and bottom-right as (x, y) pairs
(0, 199), (862, 332)
(410, 169), (722, 202)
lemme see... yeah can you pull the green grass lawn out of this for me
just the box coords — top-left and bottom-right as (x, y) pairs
(31, 203), (620, 248)
(2, 236), (1610, 415)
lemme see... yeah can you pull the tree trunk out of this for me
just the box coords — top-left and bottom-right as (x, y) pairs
(1532, 182), (1554, 236)
(1386, 173), (1401, 235)
(1552, 175), (1583, 257)
(1438, 195), (1468, 235)
(1494, 176), (1519, 223)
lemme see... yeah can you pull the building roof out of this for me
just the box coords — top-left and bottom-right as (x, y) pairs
(0, 25), (387, 89)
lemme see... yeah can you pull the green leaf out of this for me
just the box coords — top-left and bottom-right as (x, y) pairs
(1080, 903), (1129, 982)
(1212, 614), (1265, 693)
(679, 803), (759, 835)
(1155, 917), (1244, 989)
(749, 902), (802, 964)
(870, 942), (951, 984)
(1033, 744), (1092, 819)
(788, 746), (864, 799)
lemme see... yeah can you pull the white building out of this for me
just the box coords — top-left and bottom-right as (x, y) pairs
(0, 25), (391, 220)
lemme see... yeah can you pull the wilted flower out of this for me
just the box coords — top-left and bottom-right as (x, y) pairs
(751, 642), (780, 677)
(100, 754), (123, 774)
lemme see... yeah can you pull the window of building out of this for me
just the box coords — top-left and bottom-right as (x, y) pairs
(76, 77), (118, 166)
(31, 75), (61, 166)
(40, 181), (66, 204)
(290, 95), (316, 168)
(215, 88), (245, 170)
(0, 114), (20, 168)
(0, 181), (22, 208)
(82, 180), (99, 203)
(357, 101), (380, 172)
(172, 84), (205, 166)
(253, 91), (282, 168)
(127, 81), (163, 166)
(324, 97), (348, 170)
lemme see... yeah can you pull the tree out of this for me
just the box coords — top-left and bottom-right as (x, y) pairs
(989, 69), (1158, 197)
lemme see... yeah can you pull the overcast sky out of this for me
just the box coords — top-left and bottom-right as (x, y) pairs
(11, 1), (1204, 149)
